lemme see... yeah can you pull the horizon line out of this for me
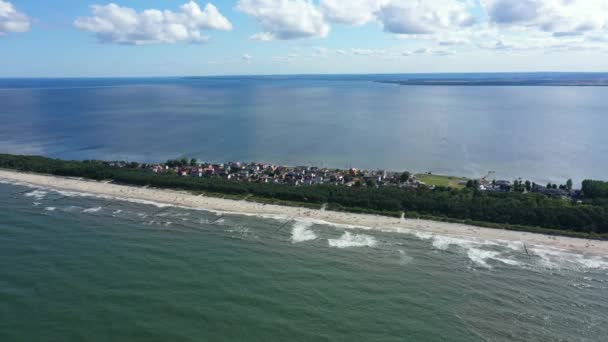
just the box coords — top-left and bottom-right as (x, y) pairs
(2, 71), (608, 79)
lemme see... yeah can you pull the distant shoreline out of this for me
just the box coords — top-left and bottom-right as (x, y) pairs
(377, 80), (608, 87)
(2, 169), (607, 256)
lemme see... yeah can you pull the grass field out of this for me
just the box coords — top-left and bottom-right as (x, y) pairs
(415, 173), (469, 189)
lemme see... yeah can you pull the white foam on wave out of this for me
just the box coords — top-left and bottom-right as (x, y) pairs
(291, 221), (317, 243)
(403, 230), (521, 268)
(112, 210), (122, 215)
(24, 190), (47, 200)
(4, 176), (608, 271)
(432, 235), (477, 250)
(2, 176), (372, 233)
(530, 246), (608, 270)
(328, 232), (377, 249)
(55, 189), (173, 209)
(82, 207), (102, 213)
(466, 248), (504, 268)
(398, 249), (413, 265)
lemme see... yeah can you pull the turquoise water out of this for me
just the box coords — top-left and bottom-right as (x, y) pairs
(1, 76), (608, 184)
(1, 181), (607, 341)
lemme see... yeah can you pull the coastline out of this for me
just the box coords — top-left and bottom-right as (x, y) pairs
(1, 169), (607, 256)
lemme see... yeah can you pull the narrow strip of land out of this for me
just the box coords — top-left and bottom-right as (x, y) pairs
(2, 169), (607, 256)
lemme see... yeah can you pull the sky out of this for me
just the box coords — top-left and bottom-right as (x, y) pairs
(1, 0), (608, 77)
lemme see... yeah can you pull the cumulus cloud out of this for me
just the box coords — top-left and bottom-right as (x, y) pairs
(376, 0), (475, 35)
(242, 53), (252, 61)
(319, 0), (389, 26)
(236, 0), (330, 40)
(74, 1), (232, 45)
(483, 0), (608, 35)
(0, 0), (31, 35)
(319, 0), (477, 33)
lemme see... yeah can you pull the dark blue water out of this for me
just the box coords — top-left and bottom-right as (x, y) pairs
(1, 75), (607, 184)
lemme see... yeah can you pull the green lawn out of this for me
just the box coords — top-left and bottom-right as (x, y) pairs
(415, 173), (468, 189)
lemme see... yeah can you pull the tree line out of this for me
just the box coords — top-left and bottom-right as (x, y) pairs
(1, 154), (607, 237)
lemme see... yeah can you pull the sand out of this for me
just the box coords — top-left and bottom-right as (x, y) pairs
(1, 169), (607, 256)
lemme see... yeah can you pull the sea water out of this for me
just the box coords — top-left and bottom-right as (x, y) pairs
(1, 181), (607, 341)
(1, 75), (608, 184)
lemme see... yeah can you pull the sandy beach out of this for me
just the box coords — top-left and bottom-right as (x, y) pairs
(1, 169), (607, 256)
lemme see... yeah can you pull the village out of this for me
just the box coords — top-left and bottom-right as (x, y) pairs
(144, 160), (410, 188)
(108, 158), (576, 199)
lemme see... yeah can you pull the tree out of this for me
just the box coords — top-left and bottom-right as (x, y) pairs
(525, 180), (532, 192)
(180, 157), (189, 167)
(566, 179), (573, 191)
(190, 158), (198, 166)
(400, 172), (411, 183)
(466, 179), (479, 189)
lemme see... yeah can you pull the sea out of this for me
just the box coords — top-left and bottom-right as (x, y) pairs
(1, 74), (608, 184)
(1, 180), (607, 341)
(2, 74), (608, 341)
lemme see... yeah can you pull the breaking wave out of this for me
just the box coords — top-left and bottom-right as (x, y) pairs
(328, 232), (377, 249)
(24, 190), (47, 200)
(529, 247), (608, 270)
(82, 207), (102, 213)
(291, 221), (317, 243)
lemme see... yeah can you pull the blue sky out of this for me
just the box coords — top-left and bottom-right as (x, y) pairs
(1, 0), (608, 77)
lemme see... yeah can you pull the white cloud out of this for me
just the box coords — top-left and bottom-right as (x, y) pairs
(0, 0), (31, 35)
(250, 32), (274, 41)
(242, 53), (252, 60)
(351, 48), (388, 56)
(236, 0), (330, 40)
(319, 0), (389, 26)
(376, 0), (475, 35)
(397, 47), (456, 56)
(272, 53), (299, 62)
(482, 0), (608, 35)
(74, 1), (232, 45)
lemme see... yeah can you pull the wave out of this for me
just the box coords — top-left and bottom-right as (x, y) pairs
(2, 176), (370, 231)
(24, 190), (47, 200)
(82, 207), (102, 213)
(406, 231), (523, 268)
(406, 230), (608, 270)
(529, 247), (608, 270)
(291, 221), (317, 243)
(45, 207), (56, 211)
(3, 175), (608, 270)
(398, 249), (413, 265)
(328, 232), (377, 249)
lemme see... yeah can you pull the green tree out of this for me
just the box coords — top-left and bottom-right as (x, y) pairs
(566, 179), (573, 191)
(400, 172), (411, 183)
